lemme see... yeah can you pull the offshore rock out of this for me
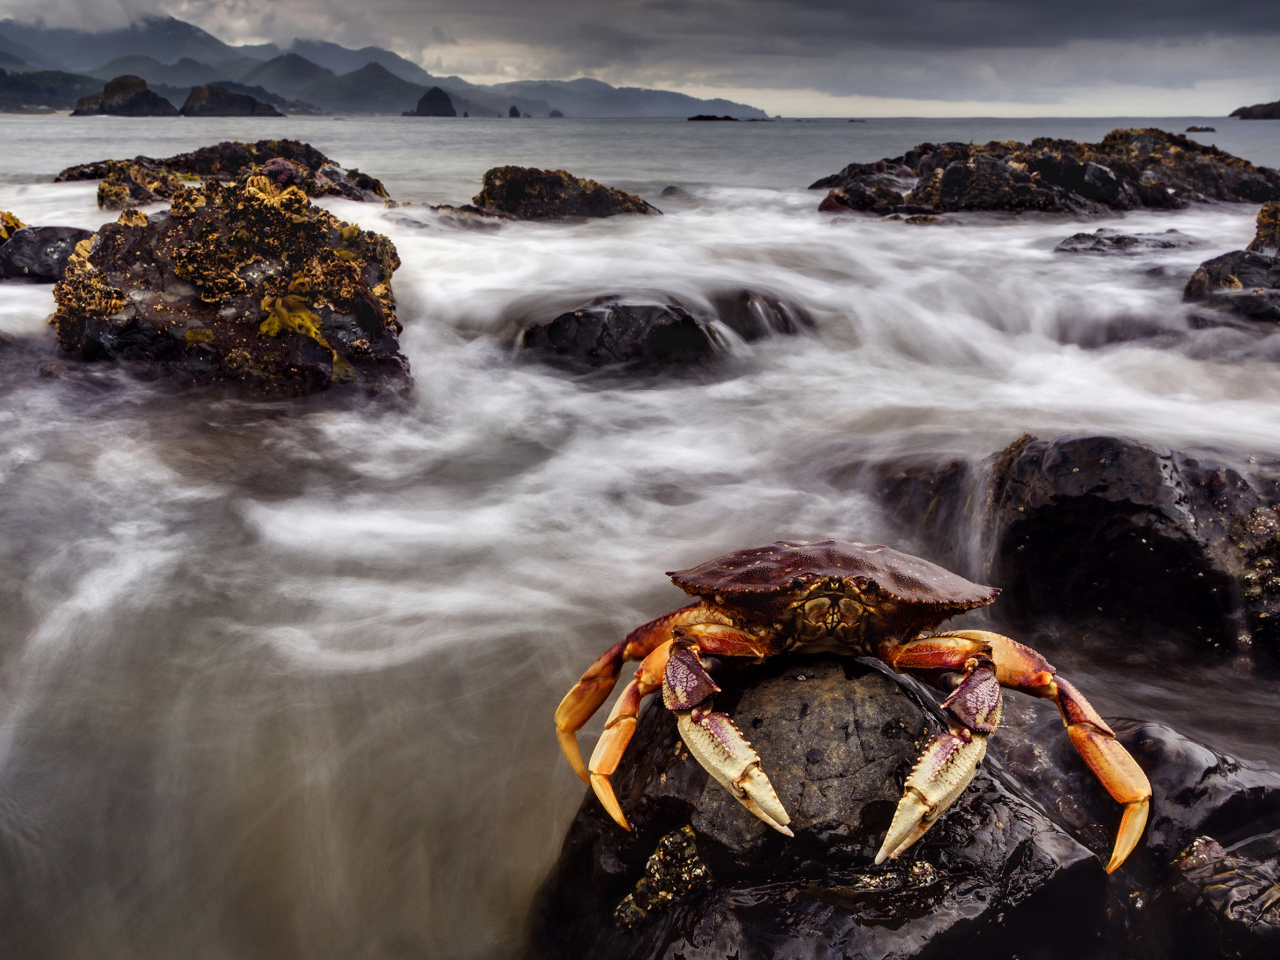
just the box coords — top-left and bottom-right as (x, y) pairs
(50, 174), (408, 398)
(811, 128), (1280, 215)
(1055, 228), (1202, 254)
(404, 86), (456, 117)
(70, 75), (178, 117)
(179, 84), (282, 117)
(0, 226), (94, 281)
(520, 298), (720, 367)
(472, 167), (659, 220)
(528, 656), (1102, 960)
(1231, 99), (1280, 120)
(56, 140), (387, 203)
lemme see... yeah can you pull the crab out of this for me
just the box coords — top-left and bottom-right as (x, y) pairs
(556, 539), (1152, 873)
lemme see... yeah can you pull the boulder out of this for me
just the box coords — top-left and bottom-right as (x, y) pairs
(70, 75), (177, 117)
(472, 167), (659, 220)
(1183, 250), (1280, 322)
(50, 173), (408, 398)
(810, 128), (1280, 215)
(55, 140), (387, 203)
(1055, 228), (1203, 253)
(520, 298), (720, 367)
(0, 226), (94, 281)
(1231, 100), (1280, 120)
(528, 656), (1106, 960)
(179, 84), (282, 117)
(707, 290), (813, 340)
(404, 86), (456, 117)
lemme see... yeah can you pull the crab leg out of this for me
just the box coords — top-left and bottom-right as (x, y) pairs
(555, 600), (726, 782)
(882, 630), (1152, 873)
(876, 654), (1002, 863)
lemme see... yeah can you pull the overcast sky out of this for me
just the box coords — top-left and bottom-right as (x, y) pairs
(6, 0), (1280, 115)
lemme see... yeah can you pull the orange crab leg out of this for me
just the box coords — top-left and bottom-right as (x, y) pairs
(555, 600), (735, 782)
(882, 629), (1151, 872)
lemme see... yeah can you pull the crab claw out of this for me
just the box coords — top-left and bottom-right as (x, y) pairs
(876, 730), (986, 864)
(678, 708), (793, 836)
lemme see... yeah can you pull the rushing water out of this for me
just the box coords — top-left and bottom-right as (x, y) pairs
(1, 115), (1279, 959)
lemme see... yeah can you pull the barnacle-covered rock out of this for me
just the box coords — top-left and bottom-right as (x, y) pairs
(472, 166), (658, 220)
(50, 173), (408, 397)
(96, 160), (186, 211)
(811, 128), (1280, 215)
(56, 140), (387, 204)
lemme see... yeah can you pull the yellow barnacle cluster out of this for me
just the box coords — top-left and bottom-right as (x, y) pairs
(0, 210), (25, 242)
(50, 236), (126, 351)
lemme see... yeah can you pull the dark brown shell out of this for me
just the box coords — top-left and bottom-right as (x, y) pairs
(668, 539), (998, 612)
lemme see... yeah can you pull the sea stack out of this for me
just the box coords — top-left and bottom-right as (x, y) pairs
(404, 86), (456, 117)
(71, 75), (178, 117)
(180, 85), (283, 117)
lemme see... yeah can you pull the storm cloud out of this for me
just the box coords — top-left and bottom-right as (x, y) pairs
(5, 0), (1280, 114)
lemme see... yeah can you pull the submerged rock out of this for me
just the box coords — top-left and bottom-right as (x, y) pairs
(708, 289), (813, 340)
(811, 128), (1280, 215)
(0, 226), (94, 281)
(179, 84), (282, 117)
(50, 174), (408, 397)
(404, 86), (456, 117)
(472, 167), (659, 220)
(1055, 228), (1202, 253)
(56, 140), (387, 204)
(520, 298), (720, 367)
(70, 75), (177, 117)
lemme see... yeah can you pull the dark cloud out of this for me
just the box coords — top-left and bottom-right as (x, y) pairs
(4, 0), (1280, 111)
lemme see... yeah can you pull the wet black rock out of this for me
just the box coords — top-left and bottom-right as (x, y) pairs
(70, 75), (177, 117)
(179, 84), (282, 117)
(528, 656), (1104, 960)
(56, 140), (387, 203)
(472, 167), (659, 220)
(0, 226), (94, 281)
(50, 174), (408, 398)
(1055, 228), (1203, 254)
(1183, 250), (1280, 322)
(811, 128), (1280, 215)
(1151, 833), (1280, 959)
(520, 298), (720, 367)
(708, 289), (813, 341)
(404, 86), (456, 117)
(1231, 100), (1280, 120)
(848, 433), (1280, 664)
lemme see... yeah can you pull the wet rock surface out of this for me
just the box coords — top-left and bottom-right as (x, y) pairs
(70, 75), (178, 117)
(56, 140), (387, 204)
(528, 656), (1104, 960)
(810, 128), (1280, 216)
(1183, 250), (1280, 322)
(472, 166), (659, 220)
(1055, 228), (1203, 254)
(520, 298), (720, 367)
(179, 84), (282, 117)
(0, 226), (94, 281)
(50, 173), (408, 398)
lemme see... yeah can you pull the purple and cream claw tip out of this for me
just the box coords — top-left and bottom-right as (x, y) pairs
(876, 730), (986, 864)
(677, 709), (793, 834)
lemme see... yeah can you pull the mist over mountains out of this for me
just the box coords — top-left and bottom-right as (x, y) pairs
(0, 14), (768, 117)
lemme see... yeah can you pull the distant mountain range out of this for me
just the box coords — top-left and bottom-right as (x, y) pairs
(0, 15), (768, 118)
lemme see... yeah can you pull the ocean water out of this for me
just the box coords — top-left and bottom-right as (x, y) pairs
(0, 115), (1279, 959)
